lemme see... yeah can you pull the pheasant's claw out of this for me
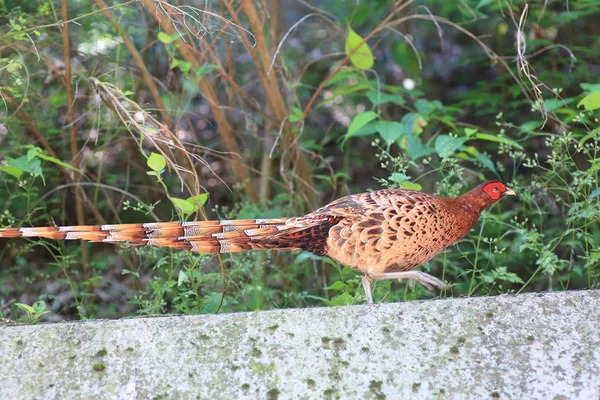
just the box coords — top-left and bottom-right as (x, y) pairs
(411, 271), (447, 290)
(396, 278), (416, 290)
(399, 278), (433, 290)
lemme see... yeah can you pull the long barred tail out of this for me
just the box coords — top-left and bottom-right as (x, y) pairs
(0, 219), (307, 254)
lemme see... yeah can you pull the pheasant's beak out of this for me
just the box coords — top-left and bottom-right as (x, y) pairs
(504, 188), (516, 196)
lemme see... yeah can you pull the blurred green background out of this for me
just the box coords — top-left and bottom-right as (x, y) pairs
(0, 0), (598, 321)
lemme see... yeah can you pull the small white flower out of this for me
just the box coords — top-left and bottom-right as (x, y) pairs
(402, 78), (415, 90)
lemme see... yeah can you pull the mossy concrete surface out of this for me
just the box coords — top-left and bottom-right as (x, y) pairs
(1, 290), (599, 399)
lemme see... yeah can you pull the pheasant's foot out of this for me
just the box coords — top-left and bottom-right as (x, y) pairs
(369, 271), (447, 291)
(361, 275), (374, 304)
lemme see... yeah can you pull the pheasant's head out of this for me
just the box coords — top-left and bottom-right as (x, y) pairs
(482, 181), (516, 201)
(462, 180), (516, 211)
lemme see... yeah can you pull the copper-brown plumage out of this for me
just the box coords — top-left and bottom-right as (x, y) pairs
(0, 181), (515, 303)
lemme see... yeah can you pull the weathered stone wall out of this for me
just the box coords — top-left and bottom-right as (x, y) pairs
(2, 290), (599, 399)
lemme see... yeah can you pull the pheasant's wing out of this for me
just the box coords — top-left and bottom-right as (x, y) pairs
(319, 198), (391, 259)
(310, 193), (371, 219)
(311, 190), (435, 271)
(310, 189), (425, 218)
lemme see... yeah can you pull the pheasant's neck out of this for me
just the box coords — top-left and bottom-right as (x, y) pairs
(455, 189), (492, 218)
(445, 190), (492, 236)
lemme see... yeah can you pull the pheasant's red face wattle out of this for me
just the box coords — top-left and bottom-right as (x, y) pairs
(483, 181), (507, 200)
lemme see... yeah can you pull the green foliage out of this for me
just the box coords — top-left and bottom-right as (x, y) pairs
(577, 91), (600, 111)
(146, 152), (167, 172)
(345, 26), (374, 70)
(14, 301), (50, 324)
(0, 0), (599, 321)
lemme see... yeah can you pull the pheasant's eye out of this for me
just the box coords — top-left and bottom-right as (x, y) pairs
(493, 186), (499, 193)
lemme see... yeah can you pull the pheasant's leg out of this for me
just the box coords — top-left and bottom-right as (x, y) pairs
(369, 271), (447, 291)
(361, 275), (374, 304)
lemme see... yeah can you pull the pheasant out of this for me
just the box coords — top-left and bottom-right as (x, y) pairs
(0, 180), (514, 303)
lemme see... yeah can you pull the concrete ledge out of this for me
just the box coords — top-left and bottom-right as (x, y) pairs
(2, 290), (599, 399)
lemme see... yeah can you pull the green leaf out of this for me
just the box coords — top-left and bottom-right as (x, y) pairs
(15, 303), (36, 314)
(289, 106), (303, 123)
(519, 121), (540, 133)
(332, 82), (372, 96)
(389, 172), (421, 189)
(147, 152), (166, 172)
(345, 26), (374, 70)
(178, 270), (189, 286)
(323, 69), (363, 88)
(375, 120), (404, 144)
(435, 135), (470, 159)
(366, 91), (406, 106)
(328, 292), (354, 306)
(26, 146), (37, 161)
(121, 269), (140, 278)
(177, 60), (192, 74)
(544, 98), (574, 112)
(398, 134), (435, 160)
(464, 128), (478, 137)
(415, 99), (443, 116)
(157, 31), (174, 44)
(32, 301), (47, 314)
(5, 60), (22, 74)
(171, 197), (195, 215)
(202, 293), (222, 314)
(463, 146), (497, 174)
(577, 91), (600, 111)
(589, 159), (600, 174)
(326, 281), (345, 291)
(6, 155), (43, 179)
(400, 113), (427, 135)
(34, 150), (82, 173)
(0, 165), (22, 179)
(400, 181), (422, 190)
(316, 83), (371, 109)
(192, 64), (219, 76)
(483, 267), (524, 284)
(47, 92), (67, 107)
(578, 126), (600, 145)
(347, 121), (378, 138)
(296, 252), (326, 263)
(350, 4), (370, 26)
(474, 133), (523, 149)
(590, 188), (600, 200)
(580, 83), (600, 93)
(389, 172), (408, 183)
(346, 110), (378, 137)
(186, 193), (208, 208)
(476, 0), (496, 9)
(474, 152), (497, 174)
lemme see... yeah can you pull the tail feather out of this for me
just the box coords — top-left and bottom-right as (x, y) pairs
(0, 216), (342, 255)
(0, 218), (302, 254)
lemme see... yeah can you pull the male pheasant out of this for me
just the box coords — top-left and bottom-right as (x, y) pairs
(0, 180), (514, 303)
